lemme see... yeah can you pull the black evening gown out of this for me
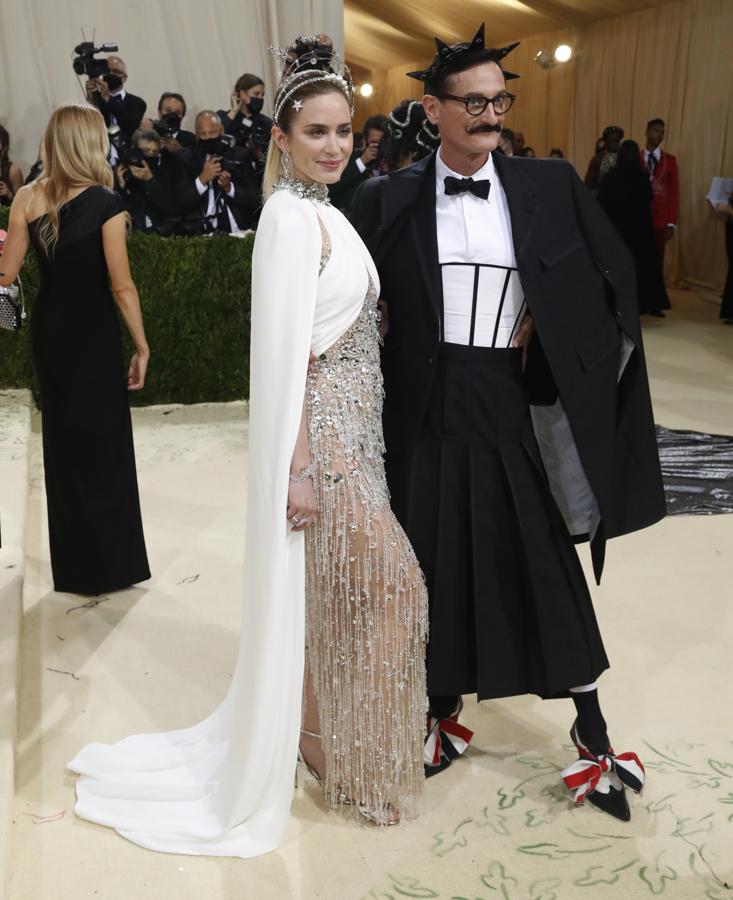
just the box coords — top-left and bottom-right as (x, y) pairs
(598, 167), (670, 314)
(28, 185), (150, 594)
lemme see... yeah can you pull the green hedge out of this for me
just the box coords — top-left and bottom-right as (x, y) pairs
(0, 205), (254, 405)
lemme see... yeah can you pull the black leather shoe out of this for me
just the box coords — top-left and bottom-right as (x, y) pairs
(588, 783), (631, 821)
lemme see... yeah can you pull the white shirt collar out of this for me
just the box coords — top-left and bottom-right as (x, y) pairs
(111, 88), (127, 101)
(435, 148), (495, 197)
(644, 145), (661, 161)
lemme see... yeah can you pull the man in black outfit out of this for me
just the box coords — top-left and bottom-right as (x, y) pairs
(175, 111), (260, 234)
(153, 92), (196, 155)
(351, 25), (664, 822)
(329, 114), (387, 212)
(85, 56), (146, 158)
(115, 128), (178, 232)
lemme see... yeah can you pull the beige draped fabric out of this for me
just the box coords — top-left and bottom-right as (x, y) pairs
(0, 0), (342, 173)
(349, 0), (733, 289)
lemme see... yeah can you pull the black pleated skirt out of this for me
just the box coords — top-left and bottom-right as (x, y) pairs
(386, 344), (609, 701)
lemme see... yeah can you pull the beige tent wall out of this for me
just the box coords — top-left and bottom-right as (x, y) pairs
(349, 0), (733, 288)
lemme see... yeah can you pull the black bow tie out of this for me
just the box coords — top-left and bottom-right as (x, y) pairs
(444, 175), (491, 200)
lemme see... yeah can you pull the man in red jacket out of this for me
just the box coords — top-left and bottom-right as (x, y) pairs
(641, 118), (678, 272)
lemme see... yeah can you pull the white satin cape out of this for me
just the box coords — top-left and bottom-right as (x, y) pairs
(67, 188), (379, 857)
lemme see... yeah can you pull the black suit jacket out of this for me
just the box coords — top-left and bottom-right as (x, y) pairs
(175, 144), (261, 231)
(350, 151), (666, 581)
(93, 91), (147, 141)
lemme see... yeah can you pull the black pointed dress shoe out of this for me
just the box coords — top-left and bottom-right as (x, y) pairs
(561, 719), (645, 821)
(424, 698), (474, 779)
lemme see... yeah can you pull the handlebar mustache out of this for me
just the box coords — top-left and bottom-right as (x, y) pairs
(466, 123), (502, 134)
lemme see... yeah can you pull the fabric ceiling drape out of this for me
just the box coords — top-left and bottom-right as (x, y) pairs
(354, 0), (732, 289)
(0, 0), (342, 170)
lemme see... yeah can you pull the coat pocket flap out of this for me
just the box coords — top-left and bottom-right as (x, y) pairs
(539, 231), (584, 269)
(577, 322), (622, 371)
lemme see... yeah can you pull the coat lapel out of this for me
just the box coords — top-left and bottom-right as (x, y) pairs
(409, 158), (442, 320)
(492, 151), (541, 268)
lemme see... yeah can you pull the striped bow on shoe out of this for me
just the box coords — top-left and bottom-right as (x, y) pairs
(424, 699), (474, 778)
(561, 719), (645, 821)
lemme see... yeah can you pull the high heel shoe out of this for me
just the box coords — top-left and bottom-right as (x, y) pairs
(424, 697), (474, 778)
(561, 719), (645, 822)
(297, 728), (400, 825)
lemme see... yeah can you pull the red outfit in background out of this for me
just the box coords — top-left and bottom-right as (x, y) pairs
(641, 148), (678, 269)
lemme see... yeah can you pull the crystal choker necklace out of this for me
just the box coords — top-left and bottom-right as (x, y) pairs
(274, 176), (331, 203)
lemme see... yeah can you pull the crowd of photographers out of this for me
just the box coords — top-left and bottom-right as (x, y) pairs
(1, 49), (549, 236)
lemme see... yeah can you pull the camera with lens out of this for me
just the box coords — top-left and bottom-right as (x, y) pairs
(72, 40), (118, 79)
(249, 118), (271, 151)
(152, 113), (182, 139)
(123, 148), (147, 169)
(211, 134), (242, 173)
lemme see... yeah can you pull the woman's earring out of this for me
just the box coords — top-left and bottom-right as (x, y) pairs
(282, 150), (293, 178)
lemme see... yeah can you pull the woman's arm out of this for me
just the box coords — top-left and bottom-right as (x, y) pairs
(9, 163), (24, 198)
(286, 398), (316, 532)
(102, 212), (150, 390)
(0, 186), (31, 286)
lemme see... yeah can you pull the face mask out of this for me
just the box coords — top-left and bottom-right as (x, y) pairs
(198, 137), (220, 154)
(248, 96), (264, 115)
(103, 73), (124, 91)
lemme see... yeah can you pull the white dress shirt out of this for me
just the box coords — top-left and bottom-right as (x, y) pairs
(195, 160), (240, 234)
(435, 149), (526, 347)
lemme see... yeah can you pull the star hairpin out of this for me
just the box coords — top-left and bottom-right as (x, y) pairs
(293, 99), (304, 111)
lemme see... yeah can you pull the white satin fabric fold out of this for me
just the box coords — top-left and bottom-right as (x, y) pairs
(68, 188), (378, 857)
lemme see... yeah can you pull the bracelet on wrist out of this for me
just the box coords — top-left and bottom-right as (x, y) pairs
(289, 464), (313, 485)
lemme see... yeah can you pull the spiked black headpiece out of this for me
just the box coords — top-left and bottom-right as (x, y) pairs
(407, 24), (519, 93)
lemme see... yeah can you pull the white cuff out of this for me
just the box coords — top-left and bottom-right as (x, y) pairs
(225, 184), (235, 198)
(355, 157), (367, 174)
(195, 177), (207, 195)
(667, 223), (676, 228)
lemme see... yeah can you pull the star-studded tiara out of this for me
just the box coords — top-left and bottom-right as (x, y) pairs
(407, 23), (519, 92)
(268, 35), (354, 125)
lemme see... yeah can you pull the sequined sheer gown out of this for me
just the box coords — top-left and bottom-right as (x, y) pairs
(305, 272), (428, 817)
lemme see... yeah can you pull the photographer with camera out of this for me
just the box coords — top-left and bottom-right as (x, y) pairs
(143, 93), (196, 156)
(84, 55), (147, 160)
(115, 128), (178, 232)
(217, 73), (272, 149)
(328, 114), (388, 212)
(175, 111), (260, 235)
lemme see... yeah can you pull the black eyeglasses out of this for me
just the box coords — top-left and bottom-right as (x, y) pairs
(436, 92), (517, 116)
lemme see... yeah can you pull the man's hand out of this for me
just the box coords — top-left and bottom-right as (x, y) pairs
(161, 136), (183, 154)
(512, 313), (535, 366)
(129, 163), (153, 182)
(377, 298), (389, 340)
(360, 142), (379, 165)
(664, 225), (675, 241)
(85, 78), (100, 100)
(0, 181), (10, 199)
(200, 157), (222, 184)
(114, 165), (128, 189)
(218, 169), (233, 193)
(97, 78), (111, 102)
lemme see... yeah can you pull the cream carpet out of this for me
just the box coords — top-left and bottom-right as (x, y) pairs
(10, 288), (733, 900)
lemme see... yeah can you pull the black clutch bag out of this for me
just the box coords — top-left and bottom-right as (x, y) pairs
(0, 277), (26, 332)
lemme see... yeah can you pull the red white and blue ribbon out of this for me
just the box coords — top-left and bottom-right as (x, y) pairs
(561, 747), (645, 805)
(424, 711), (474, 767)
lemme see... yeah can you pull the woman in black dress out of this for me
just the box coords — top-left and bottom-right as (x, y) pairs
(598, 139), (669, 317)
(0, 104), (150, 594)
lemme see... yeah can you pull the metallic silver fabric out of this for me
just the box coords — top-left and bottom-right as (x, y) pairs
(657, 425), (733, 515)
(304, 277), (428, 820)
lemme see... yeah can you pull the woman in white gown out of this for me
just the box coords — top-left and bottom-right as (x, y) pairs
(67, 35), (428, 856)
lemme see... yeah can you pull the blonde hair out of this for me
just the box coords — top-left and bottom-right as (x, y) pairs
(262, 78), (350, 200)
(32, 104), (114, 255)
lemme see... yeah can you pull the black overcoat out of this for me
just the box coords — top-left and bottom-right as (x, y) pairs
(350, 151), (665, 582)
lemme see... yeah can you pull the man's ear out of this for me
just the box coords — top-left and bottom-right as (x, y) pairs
(422, 94), (439, 125)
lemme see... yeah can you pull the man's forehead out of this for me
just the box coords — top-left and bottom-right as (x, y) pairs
(107, 56), (126, 71)
(449, 61), (505, 93)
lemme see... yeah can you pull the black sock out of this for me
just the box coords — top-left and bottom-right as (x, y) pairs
(571, 689), (609, 755)
(428, 694), (460, 720)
